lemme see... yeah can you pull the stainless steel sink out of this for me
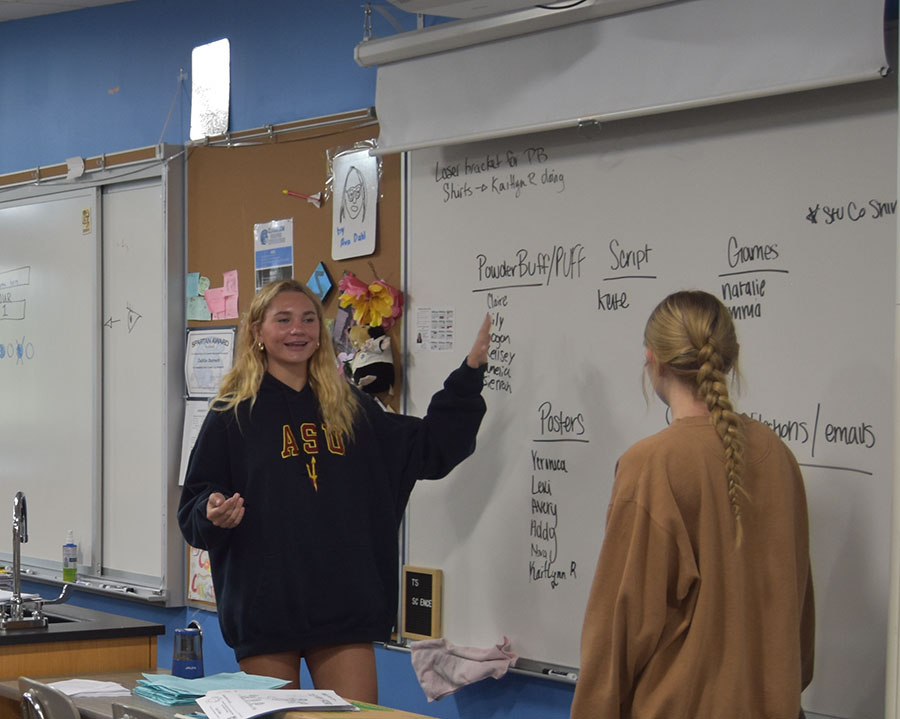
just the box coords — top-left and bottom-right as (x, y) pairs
(44, 614), (78, 624)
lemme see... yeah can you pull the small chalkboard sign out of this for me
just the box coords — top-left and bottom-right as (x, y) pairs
(402, 565), (442, 640)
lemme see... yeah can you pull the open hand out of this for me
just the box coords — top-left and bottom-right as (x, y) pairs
(207, 492), (245, 529)
(466, 314), (492, 368)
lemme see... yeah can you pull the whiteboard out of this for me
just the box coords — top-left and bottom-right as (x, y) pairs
(0, 149), (185, 603)
(0, 189), (100, 568)
(101, 179), (166, 581)
(404, 80), (896, 718)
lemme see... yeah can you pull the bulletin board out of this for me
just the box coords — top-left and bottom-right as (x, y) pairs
(186, 108), (404, 407)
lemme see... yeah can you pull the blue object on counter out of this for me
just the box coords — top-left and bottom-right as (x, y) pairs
(134, 671), (290, 705)
(172, 625), (203, 679)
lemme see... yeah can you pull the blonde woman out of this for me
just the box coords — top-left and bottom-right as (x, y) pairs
(571, 290), (814, 719)
(179, 279), (490, 702)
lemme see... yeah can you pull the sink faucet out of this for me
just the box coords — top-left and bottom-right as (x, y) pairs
(11, 492), (26, 620)
(0, 492), (71, 630)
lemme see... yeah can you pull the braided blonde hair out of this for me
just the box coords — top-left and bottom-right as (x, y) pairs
(644, 290), (747, 546)
(213, 279), (360, 440)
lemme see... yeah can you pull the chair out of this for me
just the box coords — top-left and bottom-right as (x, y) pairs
(111, 704), (165, 719)
(17, 678), (80, 719)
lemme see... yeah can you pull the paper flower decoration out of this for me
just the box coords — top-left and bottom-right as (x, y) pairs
(338, 272), (404, 329)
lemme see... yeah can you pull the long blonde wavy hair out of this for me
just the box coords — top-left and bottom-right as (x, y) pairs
(644, 290), (747, 546)
(213, 279), (360, 440)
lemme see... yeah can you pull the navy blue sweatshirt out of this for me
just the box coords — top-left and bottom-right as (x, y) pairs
(178, 362), (486, 661)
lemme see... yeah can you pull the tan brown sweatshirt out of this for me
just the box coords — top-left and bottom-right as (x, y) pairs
(571, 415), (814, 719)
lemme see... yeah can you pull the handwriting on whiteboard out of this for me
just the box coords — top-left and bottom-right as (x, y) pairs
(529, 407), (585, 590)
(475, 245), (586, 288)
(599, 234), (792, 319)
(0, 336), (35, 364)
(805, 199), (896, 225)
(750, 402), (876, 470)
(483, 291), (514, 395)
(433, 146), (566, 203)
(0, 266), (30, 324)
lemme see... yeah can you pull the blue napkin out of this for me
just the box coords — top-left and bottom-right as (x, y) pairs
(134, 672), (290, 706)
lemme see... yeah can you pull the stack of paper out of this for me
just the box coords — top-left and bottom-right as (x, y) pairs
(197, 690), (356, 719)
(49, 680), (131, 698)
(134, 673), (290, 706)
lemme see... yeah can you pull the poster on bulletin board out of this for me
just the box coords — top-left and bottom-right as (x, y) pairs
(187, 545), (216, 609)
(254, 218), (294, 292)
(332, 149), (378, 260)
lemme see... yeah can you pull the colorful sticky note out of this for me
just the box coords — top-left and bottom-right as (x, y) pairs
(187, 272), (200, 298)
(187, 296), (212, 321)
(224, 294), (239, 319)
(204, 286), (226, 316)
(223, 269), (238, 295)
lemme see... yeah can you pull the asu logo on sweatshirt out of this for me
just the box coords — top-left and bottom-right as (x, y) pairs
(280, 423), (346, 491)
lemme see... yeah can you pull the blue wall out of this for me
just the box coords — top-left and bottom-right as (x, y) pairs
(0, 0), (394, 174)
(6, 2), (575, 717)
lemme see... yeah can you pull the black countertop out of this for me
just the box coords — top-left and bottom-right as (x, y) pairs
(0, 603), (164, 646)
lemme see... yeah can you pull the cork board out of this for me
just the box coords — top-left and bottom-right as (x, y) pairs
(186, 111), (403, 407)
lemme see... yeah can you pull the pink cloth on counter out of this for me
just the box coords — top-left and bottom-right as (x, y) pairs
(410, 636), (519, 701)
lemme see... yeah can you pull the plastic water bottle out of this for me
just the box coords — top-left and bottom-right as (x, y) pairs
(62, 530), (77, 582)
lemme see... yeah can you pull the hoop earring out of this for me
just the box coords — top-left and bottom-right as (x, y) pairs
(257, 341), (265, 352)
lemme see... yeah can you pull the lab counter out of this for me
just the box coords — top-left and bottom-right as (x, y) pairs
(0, 603), (164, 646)
(0, 602), (163, 719)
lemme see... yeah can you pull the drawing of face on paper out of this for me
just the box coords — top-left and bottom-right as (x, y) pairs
(341, 166), (366, 222)
(332, 149), (378, 260)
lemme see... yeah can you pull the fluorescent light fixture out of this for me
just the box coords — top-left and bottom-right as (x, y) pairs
(355, 0), (676, 66)
(190, 38), (231, 141)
